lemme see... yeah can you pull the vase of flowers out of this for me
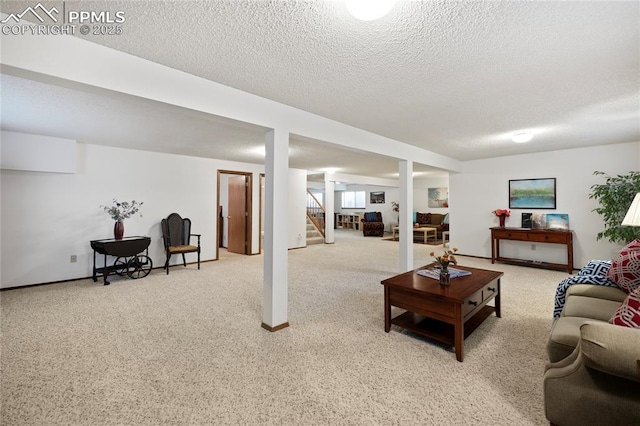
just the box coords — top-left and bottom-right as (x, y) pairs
(430, 247), (458, 286)
(100, 199), (143, 240)
(492, 208), (510, 227)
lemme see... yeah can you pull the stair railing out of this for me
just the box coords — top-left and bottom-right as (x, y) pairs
(306, 189), (325, 239)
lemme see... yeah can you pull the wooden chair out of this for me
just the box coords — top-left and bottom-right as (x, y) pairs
(161, 213), (201, 274)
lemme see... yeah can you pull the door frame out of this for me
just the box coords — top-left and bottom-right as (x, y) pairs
(260, 173), (265, 255)
(217, 170), (253, 258)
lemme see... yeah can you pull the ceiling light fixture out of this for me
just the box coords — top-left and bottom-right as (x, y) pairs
(512, 132), (533, 143)
(346, 0), (396, 21)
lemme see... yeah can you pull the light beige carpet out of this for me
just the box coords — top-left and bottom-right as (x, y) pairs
(1, 230), (567, 425)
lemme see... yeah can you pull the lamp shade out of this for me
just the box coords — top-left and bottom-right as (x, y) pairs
(622, 192), (640, 226)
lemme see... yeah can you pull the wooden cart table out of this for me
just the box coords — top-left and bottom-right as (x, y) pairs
(381, 264), (503, 362)
(90, 236), (152, 285)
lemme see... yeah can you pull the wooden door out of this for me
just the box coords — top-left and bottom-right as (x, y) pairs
(228, 175), (247, 254)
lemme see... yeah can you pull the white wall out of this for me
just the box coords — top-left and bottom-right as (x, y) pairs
(414, 176), (450, 215)
(336, 185), (399, 230)
(450, 142), (639, 268)
(0, 141), (307, 288)
(333, 177), (452, 230)
(288, 168), (307, 249)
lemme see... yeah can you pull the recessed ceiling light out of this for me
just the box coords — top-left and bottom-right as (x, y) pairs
(346, 0), (396, 21)
(324, 168), (338, 174)
(512, 132), (533, 143)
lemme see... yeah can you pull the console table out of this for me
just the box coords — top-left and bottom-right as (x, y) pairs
(490, 227), (573, 273)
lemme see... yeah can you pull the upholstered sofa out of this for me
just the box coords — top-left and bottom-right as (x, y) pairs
(544, 257), (640, 426)
(415, 212), (449, 239)
(361, 212), (384, 237)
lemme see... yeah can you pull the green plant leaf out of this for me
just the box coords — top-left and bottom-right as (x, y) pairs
(589, 171), (640, 244)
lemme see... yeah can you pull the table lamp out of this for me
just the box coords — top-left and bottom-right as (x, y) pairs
(622, 192), (640, 226)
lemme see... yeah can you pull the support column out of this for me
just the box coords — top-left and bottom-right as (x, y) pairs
(324, 173), (335, 244)
(399, 160), (414, 272)
(262, 128), (289, 331)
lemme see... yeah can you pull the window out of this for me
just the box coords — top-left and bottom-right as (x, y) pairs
(341, 190), (365, 208)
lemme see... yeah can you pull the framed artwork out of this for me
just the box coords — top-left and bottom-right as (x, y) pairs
(521, 212), (532, 228)
(370, 191), (385, 204)
(546, 213), (570, 230)
(531, 213), (547, 229)
(509, 178), (556, 209)
(530, 213), (570, 230)
(428, 187), (449, 208)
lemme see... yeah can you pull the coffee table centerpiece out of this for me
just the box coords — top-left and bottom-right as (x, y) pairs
(430, 247), (458, 285)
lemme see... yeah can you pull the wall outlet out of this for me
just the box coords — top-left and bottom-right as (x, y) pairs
(531, 244), (536, 251)
(70, 254), (77, 263)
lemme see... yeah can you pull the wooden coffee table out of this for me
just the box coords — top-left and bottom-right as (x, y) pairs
(381, 264), (503, 362)
(392, 226), (437, 243)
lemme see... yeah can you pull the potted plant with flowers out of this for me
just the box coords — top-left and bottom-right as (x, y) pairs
(430, 247), (458, 285)
(100, 199), (143, 240)
(492, 208), (510, 227)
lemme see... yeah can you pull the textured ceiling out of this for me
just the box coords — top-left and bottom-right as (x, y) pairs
(1, 1), (639, 176)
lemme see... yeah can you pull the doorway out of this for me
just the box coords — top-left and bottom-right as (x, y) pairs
(260, 173), (265, 254)
(217, 170), (253, 257)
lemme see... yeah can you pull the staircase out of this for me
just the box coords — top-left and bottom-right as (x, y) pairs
(306, 217), (324, 245)
(306, 189), (325, 245)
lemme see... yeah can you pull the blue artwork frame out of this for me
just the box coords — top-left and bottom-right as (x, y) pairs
(509, 178), (556, 209)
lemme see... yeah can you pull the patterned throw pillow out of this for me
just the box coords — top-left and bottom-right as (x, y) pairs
(620, 239), (640, 253)
(578, 260), (611, 277)
(607, 249), (640, 293)
(609, 286), (640, 328)
(416, 212), (431, 225)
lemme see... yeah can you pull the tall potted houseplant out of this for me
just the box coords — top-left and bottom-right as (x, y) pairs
(589, 171), (640, 244)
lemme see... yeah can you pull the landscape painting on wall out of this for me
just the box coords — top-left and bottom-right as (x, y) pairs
(530, 213), (570, 230)
(428, 187), (449, 208)
(546, 213), (570, 230)
(509, 178), (556, 209)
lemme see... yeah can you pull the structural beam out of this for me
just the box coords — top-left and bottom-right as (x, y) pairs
(262, 128), (289, 331)
(399, 160), (414, 272)
(0, 32), (462, 173)
(324, 173), (335, 244)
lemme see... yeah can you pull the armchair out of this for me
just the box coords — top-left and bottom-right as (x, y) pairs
(362, 212), (384, 237)
(544, 322), (640, 425)
(161, 212), (201, 274)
